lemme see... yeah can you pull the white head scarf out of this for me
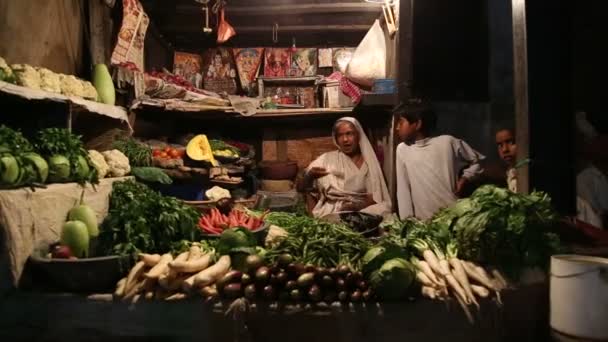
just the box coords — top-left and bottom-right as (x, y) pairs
(308, 117), (392, 218)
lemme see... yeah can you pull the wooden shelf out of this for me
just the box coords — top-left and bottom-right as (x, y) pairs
(0, 80), (132, 132)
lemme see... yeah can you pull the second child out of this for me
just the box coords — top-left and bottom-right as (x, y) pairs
(395, 100), (485, 220)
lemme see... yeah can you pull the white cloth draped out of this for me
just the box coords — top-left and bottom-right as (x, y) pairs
(307, 117), (392, 219)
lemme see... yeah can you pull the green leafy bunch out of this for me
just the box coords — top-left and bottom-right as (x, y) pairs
(113, 138), (152, 167)
(0, 125), (34, 153)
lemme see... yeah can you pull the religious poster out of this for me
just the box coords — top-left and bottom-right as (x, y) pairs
(264, 48), (291, 78)
(290, 48), (318, 77)
(332, 48), (356, 73)
(318, 48), (333, 68)
(173, 52), (203, 88)
(202, 48), (237, 94)
(233, 47), (264, 94)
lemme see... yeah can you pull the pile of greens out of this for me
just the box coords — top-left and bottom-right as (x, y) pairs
(98, 180), (201, 258)
(0, 125), (34, 153)
(402, 185), (562, 279)
(35, 128), (98, 184)
(112, 138), (152, 167)
(259, 211), (372, 270)
(0, 126), (48, 188)
(209, 139), (240, 155)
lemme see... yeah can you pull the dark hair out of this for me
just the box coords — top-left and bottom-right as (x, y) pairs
(393, 99), (437, 134)
(495, 123), (515, 135)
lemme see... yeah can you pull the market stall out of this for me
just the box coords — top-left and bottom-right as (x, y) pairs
(2, 0), (608, 342)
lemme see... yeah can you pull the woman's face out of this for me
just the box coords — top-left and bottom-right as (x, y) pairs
(214, 54), (222, 64)
(335, 121), (360, 155)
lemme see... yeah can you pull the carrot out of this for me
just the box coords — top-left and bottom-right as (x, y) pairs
(471, 284), (490, 298)
(192, 255), (231, 288)
(145, 253), (173, 279)
(139, 253), (162, 267)
(169, 253), (213, 273)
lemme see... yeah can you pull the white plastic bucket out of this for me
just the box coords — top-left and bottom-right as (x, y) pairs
(550, 254), (608, 340)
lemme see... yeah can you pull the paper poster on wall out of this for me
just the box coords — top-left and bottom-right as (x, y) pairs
(264, 48), (291, 78)
(318, 48), (333, 68)
(173, 52), (203, 88)
(233, 48), (264, 94)
(332, 48), (356, 73)
(290, 48), (318, 77)
(202, 48), (238, 94)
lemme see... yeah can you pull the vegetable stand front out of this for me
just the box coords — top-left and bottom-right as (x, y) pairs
(0, 283), (548, 342)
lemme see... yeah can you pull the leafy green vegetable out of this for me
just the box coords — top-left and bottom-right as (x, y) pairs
(361, 244), (409, 276)
(255, 210), (372, 270)
(35, 128), (97, 184)
(98, 180), (201, 258)
(217, 227), (257, 255)
(0, 125), (34, 153)
(369, 258), (416, 300)
(438, 185), (561, 279)
(112, 138), (152, 167)
(209, 139), (240, 155)
(131, 167), (173, 184)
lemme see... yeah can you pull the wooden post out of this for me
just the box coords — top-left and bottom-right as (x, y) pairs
(511, 0), (529, 194)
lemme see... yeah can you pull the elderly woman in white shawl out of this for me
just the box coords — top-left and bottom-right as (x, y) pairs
(298, 117), (392, 219)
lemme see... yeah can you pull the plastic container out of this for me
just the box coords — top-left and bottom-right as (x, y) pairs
(550, 254), (608, 340)
(372, 79), (397, 94)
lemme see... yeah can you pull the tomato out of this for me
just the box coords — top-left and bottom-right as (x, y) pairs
(152, 149), (161, 157)
(177, 149), (186, 158)
(164, 147), (172, 153)
(169, 149), (180, 159)
(159, 151), (168, 159)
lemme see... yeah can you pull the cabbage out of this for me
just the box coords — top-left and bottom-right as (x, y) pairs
(362, 245), (408, 276)
(48, 154), (71, 182)
(369, 258), (416, 300)
(217, 227), (256, 256)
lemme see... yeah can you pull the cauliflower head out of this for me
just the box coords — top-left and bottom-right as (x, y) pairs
(59, 74), (84, 97)
(101, 149), (131, 177)
(11, 64), (41, 89)
(36, 67), (61, 93)
(88, 150), (109, 179)
(81, 80), (98, 101)
(0, 57), (15, 83)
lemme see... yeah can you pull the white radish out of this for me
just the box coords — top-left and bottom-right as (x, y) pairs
(187, 245), (202, 261)
(131, 293), (142, 305)
(449, 258), (479, 309)
(114, 277), (127, 298)
(445, 272), (470, 305)
(145, 253), (173, 279)
(139, 253), (161, 267)
(144, 291), (155, 300)
(412, 257), (443, 287)
(452, 287), (474, 324)
(417, 271), (436, 288)
(123, 278), (145, 301)
(191, 255), (231, 289)
(161, 274), (189, 291)
(471, 284), (490, 298)
(169, 253), (213, 274)
(421, 286), (437, 299)
(166, 292), (187, 301)
(163, 251), (189, 280)
(463, 261), (502, 305)
(491, 269), (509, 290)
(125, 261), (146, 294)
(412, 239), (445, 277)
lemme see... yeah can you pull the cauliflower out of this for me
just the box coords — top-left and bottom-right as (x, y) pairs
(101, 149), (131, 177)
(59, 74), (84, 97)
(205, 186), (231, 202)
(0, 57), (15, 83)
(11, 64), (41, 89)
(81, 80), (98, 101)
(88, 150), (110, 179)
(36, 67), (61, 93)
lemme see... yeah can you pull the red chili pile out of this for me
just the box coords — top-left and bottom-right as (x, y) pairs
(198, 208), (266, 234)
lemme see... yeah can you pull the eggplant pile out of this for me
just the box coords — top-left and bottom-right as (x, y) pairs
(215, 254), (374, 303)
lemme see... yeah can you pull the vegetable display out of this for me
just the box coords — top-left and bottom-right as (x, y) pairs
(112, 138), (152, 167)
(98, 180), (201, 257)
(198, 208), (266, 235)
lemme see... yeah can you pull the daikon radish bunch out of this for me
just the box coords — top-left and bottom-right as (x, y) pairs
(410, 239), (508, 323)
(113, 244), (228, 303)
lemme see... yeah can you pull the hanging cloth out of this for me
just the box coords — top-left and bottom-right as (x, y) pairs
(217, 8), (236, 44)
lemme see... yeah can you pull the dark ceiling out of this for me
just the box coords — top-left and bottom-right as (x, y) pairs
(141, 0), (383, 51)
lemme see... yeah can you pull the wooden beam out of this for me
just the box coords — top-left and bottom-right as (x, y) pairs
(165, 24), (372, 34)
(176, 3), (382, 15)
(512, 0), (529, 194)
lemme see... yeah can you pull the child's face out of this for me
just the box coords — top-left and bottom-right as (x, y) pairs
(396, 117), (419, 142)
(496, 129), (517, 166)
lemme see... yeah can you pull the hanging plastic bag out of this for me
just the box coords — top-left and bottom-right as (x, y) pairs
(217, 8), (236, 44)
(345, 20), (386, 87)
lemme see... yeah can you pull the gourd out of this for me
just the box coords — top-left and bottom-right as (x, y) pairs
(92, 64), (115, 105)
(186, 135), (218, 166)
